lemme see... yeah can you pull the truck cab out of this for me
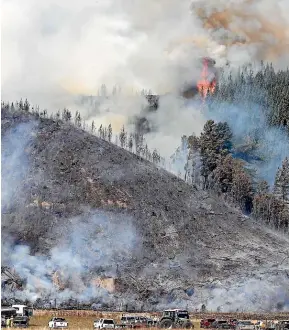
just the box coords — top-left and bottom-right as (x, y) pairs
(48, 317), (68, 328)
(94, 319), (115, 329)
(12, 305), (33, 317)
(159, 309), (192, 329)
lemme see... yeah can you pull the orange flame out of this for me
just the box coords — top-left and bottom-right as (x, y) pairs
(197, 57), (216, 99)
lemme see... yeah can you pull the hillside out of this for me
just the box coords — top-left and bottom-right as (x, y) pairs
(1, 107), (289, 312)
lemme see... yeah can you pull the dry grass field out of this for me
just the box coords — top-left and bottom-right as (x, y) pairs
(17, 317), (201, 330)
(17, 310), (289, 329)
(23, 314), (104, 329)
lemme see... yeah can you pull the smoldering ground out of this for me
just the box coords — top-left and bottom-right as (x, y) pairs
(1, 115), (289, 312)
(1, 211), (140, 305)
(1, 119), (140, 305)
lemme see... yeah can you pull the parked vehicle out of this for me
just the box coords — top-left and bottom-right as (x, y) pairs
(94, 319), (115, 329)
(201, 319), (216, 328)
(277, 322), (289, 330)
(48, 317), (69, 328)
(229, 320), (238, 327)
(12, 316), (30, 328)
(120, 316), (137, 327)
(12, 305), (33, 317)
(236, 321), (255, 330)
(158, 309), (193, 329)
(211, 321), (234, 329)
(1, 304), (33, 328)
(1, 307), (17, 320)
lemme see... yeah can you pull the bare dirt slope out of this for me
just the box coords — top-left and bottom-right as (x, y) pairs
(1, 108), (289, 311)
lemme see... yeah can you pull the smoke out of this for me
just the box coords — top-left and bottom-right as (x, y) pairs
(2, 0), (289, 138)
(200, 271), (289, 312)
(2, 210), (139, 305)
(1, 121), (39, 211)
(203, 97), (289, 186)
(1, 121), (289, 311)
(1, 120), (140, 306)
(207, 284), (289, 312)
(2, 0), (289, 309)
(134, 95), (207, 158)
(192, 0), (289, 67)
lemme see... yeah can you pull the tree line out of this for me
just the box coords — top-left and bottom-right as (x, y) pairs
(1, 99), (164, 167)
(176, 120), (289, 231)
(210, 61), (289, 132)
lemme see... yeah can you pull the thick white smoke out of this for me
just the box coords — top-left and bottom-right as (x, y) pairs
(2, 211), (139, 304)
(2, 0), (289, 159)
(2, 0), (289, 146)
(1, 120), (140, 305)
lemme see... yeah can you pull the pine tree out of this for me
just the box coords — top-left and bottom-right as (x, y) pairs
(107, 124), (112, 143)
(62, 108), (71, 121)
(128, 134), (133, 152)
(55, 110), (60, 120)
(23, 99), (30, 112)
(184, 134), (201, 184)
(134, 132), (143, 156)
(256, 180), (270, 195)
(199, 120), (232, 189)
(231, 161), (253, 212)
(119, 125), (127, 148)
(274, 157), (289, 202)
(141, 144), (147, 159)
(103, 127), (107, 140)
(19, 99), (24, 110)
(98, 124), (103, 138)
(75, 111), (81, 127)
(152, 149), (160, 164)
(212, 154), (235, 194)
(91, 121), (95, 134)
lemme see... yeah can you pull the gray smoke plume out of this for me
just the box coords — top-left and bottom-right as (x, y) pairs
(203, 275), (289, 312)
(203, 97), (289, 186)
(1, 120), (140, 306)
(2, 121), (39, 210)
(2, 210), (139, 305)
(2, 0), (289, 123)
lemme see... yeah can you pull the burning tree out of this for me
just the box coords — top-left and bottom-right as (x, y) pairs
(197, 57), (217, 99)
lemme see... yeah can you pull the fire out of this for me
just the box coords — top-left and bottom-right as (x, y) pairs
(197, 57), (217, 99)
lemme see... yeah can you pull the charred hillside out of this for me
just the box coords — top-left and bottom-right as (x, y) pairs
(1, 106), (289, 311)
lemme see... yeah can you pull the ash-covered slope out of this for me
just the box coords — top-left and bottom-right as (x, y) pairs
(2, 108), (289, 311)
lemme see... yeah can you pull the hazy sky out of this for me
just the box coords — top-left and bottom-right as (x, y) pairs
(2, 0), (288, 105)
(2, 0), (289, 155)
